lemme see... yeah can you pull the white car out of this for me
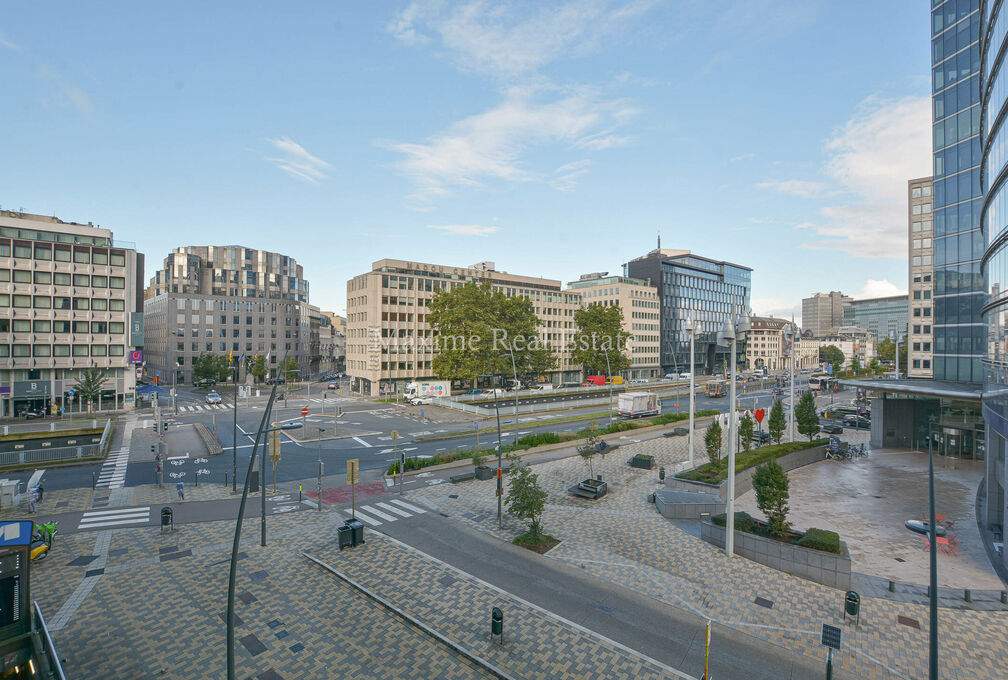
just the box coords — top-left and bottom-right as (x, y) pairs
(205, 392), (222, 405)
(678, 372), (692, 380)
(409, 396), (432, 405)
(629, 378), (648, 384)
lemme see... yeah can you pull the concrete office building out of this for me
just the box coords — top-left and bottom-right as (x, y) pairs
(346, 259), (584, 396)
(745, 318), (821, 373)
(817, 327), (876, 370)
(0, 210), (144, 415)
(624, 246), (751, 376)
(908, 176), (936, 378)
(843, 296), (909, 344)
(565, 272), (660, 380)
(143, 246), (311, 385)
(801, 292), (851, 337)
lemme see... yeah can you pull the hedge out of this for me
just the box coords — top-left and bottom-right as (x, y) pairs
(796, 528), (841, 554)
(710, 514), (841, 555)
(711, 511), (756, 534)
(677, 438), (828, 485)
(575, 409), (719, 438)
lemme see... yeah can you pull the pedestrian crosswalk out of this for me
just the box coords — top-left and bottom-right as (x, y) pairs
(178, 404), (229, 412)
(96, 446), (129, 489)
(348, 499), (426, 527)
(77, 506), (151, 531)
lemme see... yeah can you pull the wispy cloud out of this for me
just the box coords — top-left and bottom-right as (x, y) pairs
(426, 224), (500, 236)
(0, 31), (19, 51)
(265, 136), (332, 183)
(382, 87), (635, 200)
(757, 179), (833, 198)
(36, 66), (91, 116)
(389, 0), (660, 78)
(751, 296), (801, 322)
(550, 159), (592, 192)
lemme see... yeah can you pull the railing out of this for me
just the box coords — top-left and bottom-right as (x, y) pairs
(0, 443), (100, 467)
(0, 418), (105, 436)
(32, 602), (67, 680)
(97, 418), (113, 456)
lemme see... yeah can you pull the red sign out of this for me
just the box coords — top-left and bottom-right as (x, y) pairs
(754, 408), (765, 423)
(674, 403), (680, 408)
(301, 407), (309, 416)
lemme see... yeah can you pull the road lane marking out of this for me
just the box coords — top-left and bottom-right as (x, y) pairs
(352, 436), (372, 447)
(349, 510), (382, 526)
(359, 505), (396, 522)
(389, 499), (425, 514)
(376, 502), (411, 518)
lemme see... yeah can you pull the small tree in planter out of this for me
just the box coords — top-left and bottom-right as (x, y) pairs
(578, 421), (605, 478)
(704, 420), (722, 465)
(767, 399), (785, 444)
(739, 412), (754, 452)
(505, 458), (548, 541)
(472, 451), (495, 480)
(753, 460), (791, 537)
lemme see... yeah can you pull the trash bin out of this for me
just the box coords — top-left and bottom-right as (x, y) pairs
(160, 507), (174, 533)
(844, 590), (860, 624)
(345, 518), (365, 547)
(337, 525), (353, 551)
(0, 481), (17, 508)
(491, 607), (503, 641)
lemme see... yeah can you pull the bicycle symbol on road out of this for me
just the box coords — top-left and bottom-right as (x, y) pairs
(194, 458), (209, 464)
(170, 459), (185, 466)
(169, 472), (186, 479)
(196, 469), (210, 476)
(271, 504), (298, 514)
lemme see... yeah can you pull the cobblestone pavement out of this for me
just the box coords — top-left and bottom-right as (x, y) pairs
(408, 434), (1008, 680)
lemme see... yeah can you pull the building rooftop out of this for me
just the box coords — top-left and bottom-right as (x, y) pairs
(839, 377), (981, 401)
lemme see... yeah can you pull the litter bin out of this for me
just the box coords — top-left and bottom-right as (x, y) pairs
(337, 525), (353, 551)
(844, 590), (860, 625)
(0, 481), (17, 508)
(160, 507), (174, 533)
(491, 606), (503, 642)
(345, 518), (365, 547)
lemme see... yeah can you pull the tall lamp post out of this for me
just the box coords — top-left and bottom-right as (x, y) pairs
(232, 360), (238, 494)
(485, 352), (505, 529)
(603, 349), (614, 422)
(685, 315), (697, 468)
(926, 414), (939, 678)
(783, 322), (798, 442)
(717, 312), (750, 559)
(505, 344), (520, 444)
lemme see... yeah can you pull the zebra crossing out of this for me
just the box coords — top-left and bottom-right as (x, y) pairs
(345, 499), (426, 527)
(177, 404), (230, 413)
(96, 446), (130, 489)
(77, 506), (151, 531)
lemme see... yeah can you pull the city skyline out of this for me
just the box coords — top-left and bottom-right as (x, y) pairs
(1, 1), (930, 322)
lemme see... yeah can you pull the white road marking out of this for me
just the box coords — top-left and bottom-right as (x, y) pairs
(389, 499), (426, 514)
(352, 436), (372, 447)
(359, 504), (396, 521)
(376, 502), (411, 518)
(349, 510), (382, 526)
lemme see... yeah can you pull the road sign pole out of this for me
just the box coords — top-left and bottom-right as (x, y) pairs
(826, 648), (833, 680)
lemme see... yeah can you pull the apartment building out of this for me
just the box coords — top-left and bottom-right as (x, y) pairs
(745, 317), (820, 373)
(346, 259), (583, 396)
(816, 327), (876, 370)
(0, 210), (144, 415)
(565, 272), (660, 379)
(801, 291), (851, 336)
(143, 246), (310, 384)
(908, 176), (935, 378)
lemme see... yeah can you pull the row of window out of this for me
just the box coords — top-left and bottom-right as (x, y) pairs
(0, 319), (123, 334)
(911, 186), (934, 198)
(912, 359), (933, 369)
(935, 229), (984, 265)
(913, 238), (933, 250)
(933, 8), (978, 69)
(932, 45), (979, 95)
(912, 324), (933, 335)
(1, 270), (126, 288)
(178, 343), (289, 354)
(0, 295), (127, 310)
(912, 203), (933, 215)
(933, 103), (980, 151)
(912, 255), (933, 266)
(936, 137), (979, 179)
(0, 242), (127, 266)
(0, 344), (125, 357)
(912, 307), (933, 317)
(932, 0), (976, 38)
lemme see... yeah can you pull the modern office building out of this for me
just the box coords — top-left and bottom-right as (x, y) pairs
(816, 327), (876, 370)
(908, 176), (936, 378)
(565, 272), (660, 380)
(0, 210), (144, 415)
(980, 0), (1008, 569)
(624, 247), (751, 376)
(801, 292), (851, 337)
(346, 259), (584, 396)
(842, 296), (909, 344)
(143, 246), (311, 385)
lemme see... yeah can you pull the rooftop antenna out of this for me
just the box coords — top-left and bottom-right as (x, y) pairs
(657, 230), (661, 250)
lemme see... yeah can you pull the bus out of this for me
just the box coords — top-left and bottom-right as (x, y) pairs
(808, 377), (824, 391)
(705, 380), (727, 397)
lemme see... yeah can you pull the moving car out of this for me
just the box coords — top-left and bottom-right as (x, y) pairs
(842, 414), (870, 429)
(194, 378), (216, 388)
(328, 382), (337, 390)
(205, 392), (223, 405)
(820, 423), (843, 434)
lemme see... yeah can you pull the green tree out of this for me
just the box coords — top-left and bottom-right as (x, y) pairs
(282, 356), (300, 381)
(753, 460), (791, 537)
(739, 412), (754, 452)
(868, 358), (879, 375)
(578, 421), (607, 477)
(850, 357), (861, 375)
(427, 281), (556, 385)
(877, 337), (895, 361)
(767, 399), (786, 444)
(570, 304), (632, 377)
(795, 391), (819, 441)
(251, 355), (267, 383)
(73, 368), (106, 410)
(818, 345), (844, 374)
(192, 353), (220, 383)
(704, 420), (722, 464)
(505, 458), (548, 539)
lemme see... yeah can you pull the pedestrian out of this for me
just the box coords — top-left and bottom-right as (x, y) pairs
(176, 481), (184, 502)
(36, 484), (44, 504)
(27, 486), (37, 514)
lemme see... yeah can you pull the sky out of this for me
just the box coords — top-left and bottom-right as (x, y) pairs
(0, 1), (932, 324)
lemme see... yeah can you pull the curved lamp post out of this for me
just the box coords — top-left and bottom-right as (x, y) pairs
(684, 314), (698, 468)
(783, 322), (798, 443)
(716, 312), (750, 559)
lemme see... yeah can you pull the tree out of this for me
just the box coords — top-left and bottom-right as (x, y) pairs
(877, 337), (895, 361)
(282, 356), (300, 381)
(704, 420), (722, 464)
(578, 421), (607, 477)
(570, 304), (632, 377)
(251, 355), (267, 383)
(768, 399), (786, 444)
(753, 460), (791, 537)
(818, 345), (844, 374)
(428, 281), (556, 385)
(739, 412), (754, 452)
(505, 458), (548, 539)
(850, 357), (861, 375)
(73, 368), (106, 411)
(192, 353), (221, 383)
(868, 358), (879, 375)
(795, 391), (820, 441)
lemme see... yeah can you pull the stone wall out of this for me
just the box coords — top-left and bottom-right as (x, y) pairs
(666, 444), (827, 502)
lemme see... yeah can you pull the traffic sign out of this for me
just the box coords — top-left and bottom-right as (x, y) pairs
(68, 389), (75, 397)
(301, 407), (309, 416)
(821, 623), (842, 650)
(391, 430), (399, 440)
(0, 521), (33, 547)
(347, 458), (359, 484)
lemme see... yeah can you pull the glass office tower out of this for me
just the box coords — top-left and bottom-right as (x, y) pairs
(933, 0), (985, 383)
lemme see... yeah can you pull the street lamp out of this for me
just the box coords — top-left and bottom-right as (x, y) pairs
(684, 314), (698, 469)
(484, 352), (505, 530)
(783, 322), (798, 443)
(716, 311), (750, 559)
(504, 343), (520, 444)
(603, 349), (614, 422)
(925, 414), (939, 678)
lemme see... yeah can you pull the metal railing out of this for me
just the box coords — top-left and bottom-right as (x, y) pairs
(32, 602), (67, 680)
(0, 418), (105, 436)
(0, 443), (99, 467)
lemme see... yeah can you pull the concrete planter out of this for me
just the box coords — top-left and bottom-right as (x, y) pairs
(667, 445), (827, 502)
(628, 454), (654, 470)
(474, 466), (495, 481)
(700, 520), (851, 590)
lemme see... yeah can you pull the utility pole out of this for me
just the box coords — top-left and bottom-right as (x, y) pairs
(316, 427), (324, 511)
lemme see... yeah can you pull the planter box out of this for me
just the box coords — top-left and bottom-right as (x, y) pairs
(568, 478), (608, 499)
(668, 445), (827, 502)
(700, 520), (851, 590)
(474, 466), (495, 481)
(628, 454), (654, 470)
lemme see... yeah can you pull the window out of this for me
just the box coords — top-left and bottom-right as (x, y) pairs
(914, 291), (921, 299)
(12, 344), (30, 357)
(108, 345), (123, 356)
(53, 321), (70, 333)
(913, 222), (921, 232)
(33, 320), (50, 333)
(924, 325), (931, 333)
(913, 205), (922, 215)
(924, 290), (931, 299)
(109, 252), (125, 266)
(923, 186), (931, 196)
(53, 247), (70, 262)
(91, 275), (107, 288)
(913, 324), (922, 334)
(914, 308), (922, 317)
(923, 307), (931, 317)
(913, 256), (922, 266)
(12, 320), (29, 333)
(91, 345), (107, 356)
(53, 345), (70, 357)
(53, 296), (70, 310)
(33, 296), (50, 309)
(32, 345), (50, 357)
(923, 238), (932, 249)
(109, 321), (124, 334)
(33, 271), (51, 285)
(73, 321), (89, 333)
(91, 321), (107, 334)
(922, 203), (932, 213)
(109, 299), (124, 311)
(913, 239), (921, 249)
(72, 249), (89, 264)
(73, 274), (89, 287)
(913, 359), (921, 368)
(12, 295), (30, 308)
(13, 244), (30, 259)
(91, 298), (107, 311)
(912, 188), (921, 198)
(72, 298), (89, 310)
(109, 277), (124, 289)
(34, 245), (51, 260)
(53, 272), (70, 286)
(12, 270), (30, 283)
(923, 255), (932, 265)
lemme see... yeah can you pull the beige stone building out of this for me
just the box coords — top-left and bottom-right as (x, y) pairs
(564, 273), (660, 379)
(745, 317), (820, 373)
(801, 291), (851, 336)
(346, 259), (583, 396)
(816, 327), (876, 369)
(908, 176), (934, 378)
(0, 210), (144, 415)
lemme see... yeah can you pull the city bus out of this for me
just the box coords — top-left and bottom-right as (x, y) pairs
(808, 377), (825, 391)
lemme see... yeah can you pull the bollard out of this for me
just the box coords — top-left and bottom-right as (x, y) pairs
(1001, 591), (1007, 604)
(964, 589), (972, 602)
(91, 472), (96, 489)
(888, 580), (895, 592)
(224, 473), (228, 488)
(491, 607), (503, 645)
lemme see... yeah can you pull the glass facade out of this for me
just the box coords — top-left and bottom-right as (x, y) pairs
(842, 295), (909, 342)
(933, 0), (985, 383)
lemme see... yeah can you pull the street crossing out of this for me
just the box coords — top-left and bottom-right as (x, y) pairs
(177, 404), (230, 412)
(95, 446), (129, 489)
(77, 506), (151, 531)
(348, 499), (426, 527)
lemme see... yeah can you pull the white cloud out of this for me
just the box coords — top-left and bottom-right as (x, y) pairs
(426, 224), (500, 236)
(852, 278), (907, 300)
(36, 66), (91, 116)
(757, 179), (832, 198)
(383, 88), (634, 200)
(265, 136), (333, 183)
(0, 31), (19, 51)
(550, 159), (592, 192)
(751, 297), (802, 322)
(389, 0), (659, 78)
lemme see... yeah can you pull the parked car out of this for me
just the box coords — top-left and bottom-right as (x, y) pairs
(21, 409), (45, 419)
(328, 382), (337, 390)
(678, 372), (692, 381)
(629, 378), (649, 384)
(467, 388), (483, 395)
(558, 382), (581, 389)
(205, 392), (222, 405)
(820, 423), (843, 434)
(842, 415), (870, 429)
(194, 378), (216, 388)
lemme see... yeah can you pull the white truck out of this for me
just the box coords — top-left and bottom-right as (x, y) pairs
(617, 392), (660, 418)
(403, 380), (451, 404)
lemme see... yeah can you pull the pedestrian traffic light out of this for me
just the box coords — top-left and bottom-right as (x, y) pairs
(163, 422), (168, 432)
(150, 444), (155, 453)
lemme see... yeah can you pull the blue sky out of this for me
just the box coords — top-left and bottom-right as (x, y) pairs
(0, 1), (931, 322)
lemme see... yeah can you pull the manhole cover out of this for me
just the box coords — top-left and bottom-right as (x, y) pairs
(754, 597), (774, 609)
(897, 615), (920, 629)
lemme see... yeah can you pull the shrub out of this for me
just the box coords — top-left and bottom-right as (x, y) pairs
(677, 439), (827, 484)
(796, 528), (841, 554)
(472, 452), (486, 468)
(711, 511), (755, 534)
(753, 460), (791, 537)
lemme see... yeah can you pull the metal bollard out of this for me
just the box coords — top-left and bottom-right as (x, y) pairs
(223, 473), (228, 488)
(1001, 591), (1007, 604)
(964, 589), (972, 602)
(91, 472), (96, 489)
(888, 580), (895, 592)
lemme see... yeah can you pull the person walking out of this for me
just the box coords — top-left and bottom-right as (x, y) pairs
(27, 486), (37, 514)
(176, 481), (184, 502)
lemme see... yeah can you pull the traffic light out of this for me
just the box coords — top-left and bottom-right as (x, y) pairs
(163, 422), (168, 432)
(150, 444), (155, 453)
